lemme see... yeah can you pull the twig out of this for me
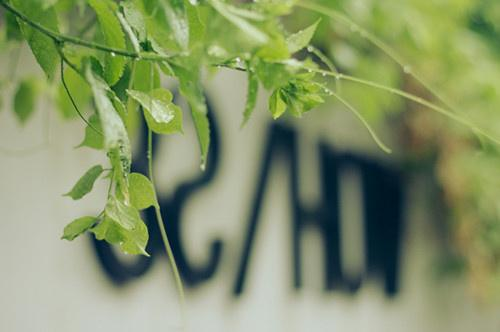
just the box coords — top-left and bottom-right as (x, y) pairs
(0, 1), (173, 62)
(60, 59), (102, 135)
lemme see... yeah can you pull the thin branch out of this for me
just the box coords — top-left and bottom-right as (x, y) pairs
(330, 90), (392, 153)
(60, 59), (102, 135)
(306, 45), (339, 74)
(296, 1), (457, 111)
(215, 60), (500, 147)
(147, 128), (186, 329)
(312, 68), (500, 145)
(4, 0), (497, 148)
(0, 1), (173, 62)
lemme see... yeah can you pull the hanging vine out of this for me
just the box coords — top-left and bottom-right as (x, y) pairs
(1, 0), (500, 321)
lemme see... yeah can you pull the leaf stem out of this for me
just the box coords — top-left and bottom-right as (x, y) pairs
(296, 65), (500, 146)
(147, 128), (186, 330)
(215, 60), (500, 147)
(325, 71), (500, 145)
(60, 59), (102, 135)
(329, 90), (392, 153)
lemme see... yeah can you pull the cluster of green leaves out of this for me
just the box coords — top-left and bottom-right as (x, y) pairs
(1, 0), (337, 256)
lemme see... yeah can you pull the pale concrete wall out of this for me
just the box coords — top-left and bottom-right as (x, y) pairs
(1, 63), (499, 332)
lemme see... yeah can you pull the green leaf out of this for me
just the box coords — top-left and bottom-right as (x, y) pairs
(280, 78), (326, 117)
(129, 173), (156, 210)
(267, 74), (326, 120)
(224, 4), (266, 21)
(5, 12), (23, 41)
(13, 79), (37, 124)
(256, 36), (290, 61)
(159, 0), (189, 50)
(127, 89), (183, 135)
(78, 114), (104, 150)
(286, 19), (321, 54)
(119, 219), (149, 256)
(186, 1), (205, 48)
(269, 89), (287, 119)
(85, 66), (131, 156)
(121, 0), (146, 41)
(125, 60), (160, 128)
(105, 195), (141, 230)
(62, 216), (98, 241)
(64, 165), (104, 200)
(41, 0), (59, 10)
(172, 63), (210, 168)
(88, 0), (127, 86)
(91, 217), (120, 242)
(209, 0), (268, 44)
(92, 209), (149, 256)
(255, 61), (295, 90)
(108, 147), (130, 201)
(121, 0), (178, 55)
(253, 0), (296, 16)
(241, 68), (259, 127)
(11, 0), (60, 80)
(117, 12), (141, 53)
(131, 60), (160, 92)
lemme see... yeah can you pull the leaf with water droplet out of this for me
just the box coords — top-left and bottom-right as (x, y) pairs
(127, 89), (183, 135)
(119, 218), (149, 256)
(91, 215), (149, 256)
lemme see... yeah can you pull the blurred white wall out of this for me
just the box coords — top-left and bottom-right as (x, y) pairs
(1, 62), (500, 332)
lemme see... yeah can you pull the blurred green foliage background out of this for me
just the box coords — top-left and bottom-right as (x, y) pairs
(286, 0), (500, 300)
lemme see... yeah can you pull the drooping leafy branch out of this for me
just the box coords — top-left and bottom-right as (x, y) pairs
(2, 0), (500, 317)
